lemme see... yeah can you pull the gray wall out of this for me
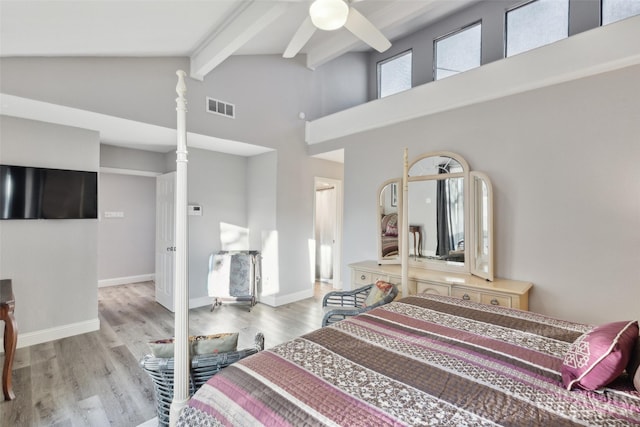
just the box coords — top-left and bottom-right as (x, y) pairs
(0, 54), (356, 304)
(367, 0), (602, 99)
(98, 173), (156, 282)
(183, 148), (248, 300)
(339, 64), (640, 325)
(100, 144), (167, 173)
(0, 116), (99, 336)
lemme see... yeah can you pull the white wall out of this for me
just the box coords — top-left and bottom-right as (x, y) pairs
(339, 64), (640, 325)
(182, 148), (248, 301)
(0, 116), (99, 344)
(98, 173), (156, 285)
(0, 54), (355, 306)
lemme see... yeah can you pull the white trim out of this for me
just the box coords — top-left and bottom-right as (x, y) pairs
(98, 274), (155, 288)
(0, 318), (100, 353)
(100, 167), (162, 177)
(306, 15), (640, 145)
(189, 296), (214, 309)
(260, 289), (314, 307)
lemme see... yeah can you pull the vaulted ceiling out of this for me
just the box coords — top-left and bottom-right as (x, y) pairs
(0, 0), (479, 79)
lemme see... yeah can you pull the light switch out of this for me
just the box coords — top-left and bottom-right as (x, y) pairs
(104, 211), (124, 218)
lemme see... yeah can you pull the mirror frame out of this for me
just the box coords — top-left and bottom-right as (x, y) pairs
(380, 150), (494, 282)
(377, 179), (402, 264)
(470, 171), (494, 281)
(406, 151), (470, 274)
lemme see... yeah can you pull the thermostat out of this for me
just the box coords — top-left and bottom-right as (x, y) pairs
(188, 204), (202, 216)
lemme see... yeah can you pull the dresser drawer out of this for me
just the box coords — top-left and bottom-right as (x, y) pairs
(480, 293), (512, 308)
(451, 288), (481, 302)
(353, 270), (389, 287)
(417, 281), (449, 296)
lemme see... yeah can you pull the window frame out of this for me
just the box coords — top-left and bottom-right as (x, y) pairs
(600, 0), (640, 25)
(376, 49), (413, 99)
(504, 0), (570, 58)
(433, 20), (483, 81)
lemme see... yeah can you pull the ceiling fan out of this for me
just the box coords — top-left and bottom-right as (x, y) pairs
(283, 0), (392, 58)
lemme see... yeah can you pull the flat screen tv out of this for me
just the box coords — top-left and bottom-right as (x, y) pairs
(0, 165), (98, 219)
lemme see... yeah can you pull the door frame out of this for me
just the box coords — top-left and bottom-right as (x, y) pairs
(313, 177), (344, 290)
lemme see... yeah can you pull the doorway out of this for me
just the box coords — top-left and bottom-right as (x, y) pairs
(313, 177), (343, 290)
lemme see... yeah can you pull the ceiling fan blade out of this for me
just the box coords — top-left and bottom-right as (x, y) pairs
(283, 16), (317, 58)
(343, 7), (391, 53)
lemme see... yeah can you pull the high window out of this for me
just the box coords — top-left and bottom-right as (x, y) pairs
(434, 22), (482, 81)
(602, 0), (640, 25)
(506, 0), (569, 57)
(377, 50), (412, 98)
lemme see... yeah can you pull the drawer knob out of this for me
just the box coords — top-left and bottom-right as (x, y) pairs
(462, 294), (470, 301)
(490, 298), (499, 305)
(360, 274), (366, 280)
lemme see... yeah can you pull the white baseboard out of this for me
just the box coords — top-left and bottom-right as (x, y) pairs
(1, 318), (100, 353)
(260, 288), (314, 307)
(189, 296), (214, 309)
(98, 274), (155, 288)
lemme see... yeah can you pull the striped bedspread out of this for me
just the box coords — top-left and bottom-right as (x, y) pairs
(178, 294), (640, 426)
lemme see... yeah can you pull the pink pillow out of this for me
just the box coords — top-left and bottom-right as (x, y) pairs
(628, 337), (640, 391)
(562, 320), (638, 391)
(385, 223), (398, 237)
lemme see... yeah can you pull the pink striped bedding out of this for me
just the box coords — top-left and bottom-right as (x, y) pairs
(177, 294), (640, 426)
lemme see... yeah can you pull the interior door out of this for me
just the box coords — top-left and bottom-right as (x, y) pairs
(314, 177), (343, 289)
(155, 172), (175, 311)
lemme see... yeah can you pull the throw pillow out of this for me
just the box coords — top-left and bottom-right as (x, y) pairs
(385, 223), (398, 237)
(364, 280), (394, 307)
(562, 320), (638, 391)
(627, 336), (640, 391)
(148, 332), (239, 358)
(148, 338), (177, 358)
(191, 332), (239, 355)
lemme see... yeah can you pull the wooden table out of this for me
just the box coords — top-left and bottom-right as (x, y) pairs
(1, 279), (17, 401)
(409, 225), (422, 257)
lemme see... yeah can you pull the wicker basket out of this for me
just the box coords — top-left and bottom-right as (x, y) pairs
(140, 332), (264, 426)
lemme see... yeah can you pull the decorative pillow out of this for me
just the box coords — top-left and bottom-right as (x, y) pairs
(364, 280), (393, 307)
(148, 338), (178, 358)
(562, 320), (638, 391)
(148, 332), (239, 358)
(627, 336), (640, 391)
(385, 223), (398, 237)
(191, 332), (238, 355)
(381, 213), (397, 236)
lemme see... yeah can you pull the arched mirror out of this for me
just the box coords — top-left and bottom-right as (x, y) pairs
(393, 151), (494, 280)
(377, 179), (401, 264)
(407, 153), (468, 272)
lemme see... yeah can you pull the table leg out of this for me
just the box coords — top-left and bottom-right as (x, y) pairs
(1, 306), (17, 401)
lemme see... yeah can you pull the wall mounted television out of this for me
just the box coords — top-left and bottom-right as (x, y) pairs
(0, 165), (98, 220)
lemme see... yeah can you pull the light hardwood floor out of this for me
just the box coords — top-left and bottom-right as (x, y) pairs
(1, 281), (331, 426)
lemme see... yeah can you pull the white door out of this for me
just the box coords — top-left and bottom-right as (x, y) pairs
(155, 172), (175, 311)
(314, 177), (343, 289)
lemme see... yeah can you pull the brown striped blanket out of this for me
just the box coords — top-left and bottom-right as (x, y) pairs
(177, 294), (640, 426)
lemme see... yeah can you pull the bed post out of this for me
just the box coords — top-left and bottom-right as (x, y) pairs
(401, 148), (409, 297)
(170, 69), (190, 426)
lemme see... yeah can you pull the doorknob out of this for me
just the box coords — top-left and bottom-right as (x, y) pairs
(167, 246), (176, 252)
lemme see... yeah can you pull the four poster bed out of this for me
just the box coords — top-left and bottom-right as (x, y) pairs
(176, 294), (640, 426)
(169, 72), (640, 426)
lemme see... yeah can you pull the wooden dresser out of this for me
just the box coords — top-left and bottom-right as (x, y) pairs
(350, 260), (532, 311)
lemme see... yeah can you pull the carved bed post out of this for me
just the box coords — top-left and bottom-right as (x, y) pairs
(401, 148), (409, 297)
(170, 70), (190, 426)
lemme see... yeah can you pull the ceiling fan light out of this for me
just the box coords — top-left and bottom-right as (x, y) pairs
(309, 0), (349, 31)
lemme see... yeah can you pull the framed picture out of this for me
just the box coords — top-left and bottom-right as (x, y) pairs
(391, 183), (397, 207)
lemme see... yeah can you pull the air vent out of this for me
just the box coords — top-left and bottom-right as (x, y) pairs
(206, 97), (235, 119)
